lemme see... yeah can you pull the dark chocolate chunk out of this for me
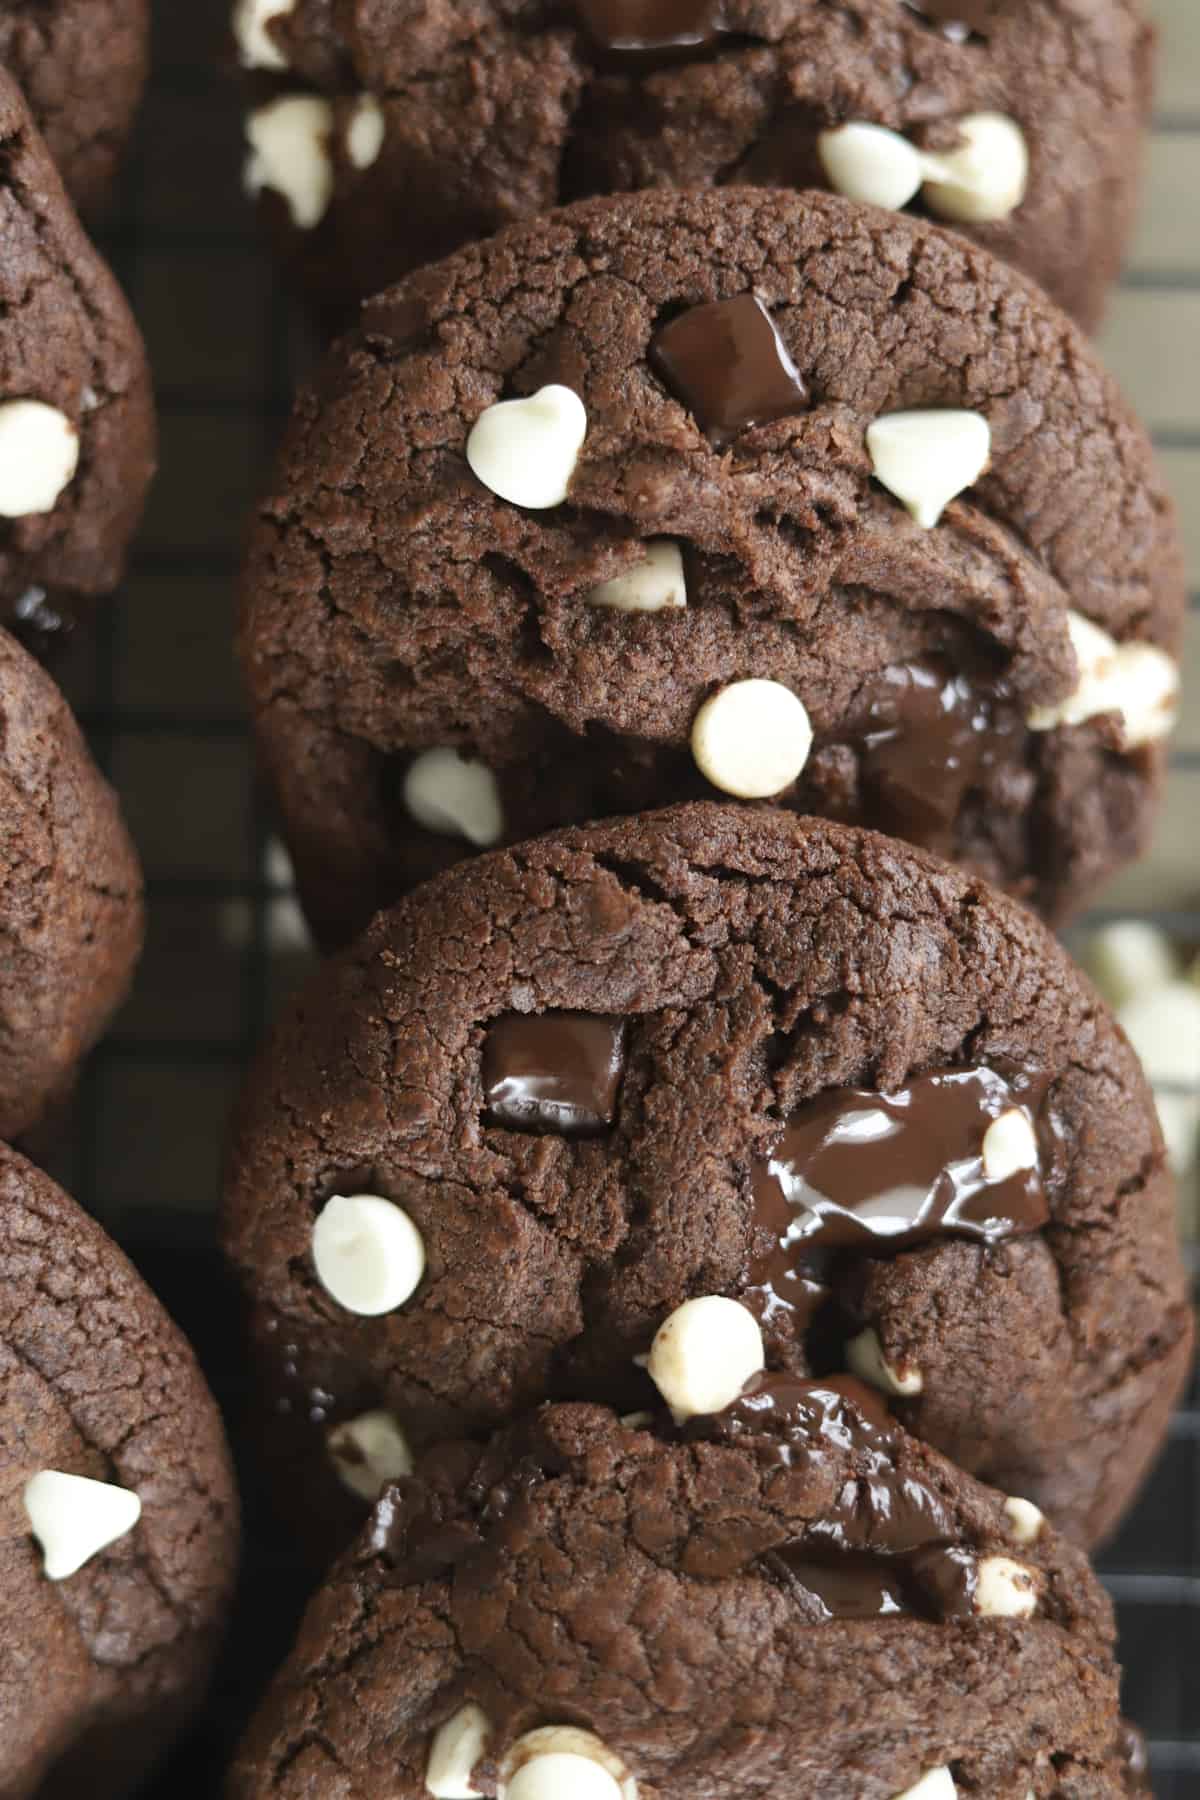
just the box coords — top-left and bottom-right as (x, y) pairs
(845, 657), (1025, 857)
(649, 293), (809, 447)
(692, 1373), (985, 1621)
(768, 1545), (912, 1618)
(483, 1012), (627, 1136)
(746, 1065), (1050, 1329)
(575, 0), (725, 56)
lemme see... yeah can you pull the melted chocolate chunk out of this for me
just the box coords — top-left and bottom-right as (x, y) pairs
(371, 1431), (568, 1584)
(768, 1545), (911, 1618)
(576, 0), (726, 56)
(692, 1374), (986, 1620)
(483, 1012), (627, 1136)
(845, 657), (1026, 857)
(747, 1065), (1050, 1330)
(369, 1484), (482, 1582)
(703, 1370), (897, 1455)
(649, 294), (810, 447)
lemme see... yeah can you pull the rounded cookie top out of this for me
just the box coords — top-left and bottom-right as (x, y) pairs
(0, 65), (155, 649)
(228, 1393), (1134, 1799)
(237, 0), (1151, 327)
(0, 629), (143, 1142)
(241, 186), (1184, 947)
(222, 803), (1193, 1555)
(0, 1144), (239, 1800)
(0, 0), (149, 213)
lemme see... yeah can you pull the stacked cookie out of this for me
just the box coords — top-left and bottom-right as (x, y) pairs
(239, 186), (1182, 945)
(0, 0), (148, 215)
(237, 0), (1151, 329)
(221, 805), (1186, 1795)
(0, 44), (244, 1798)
(0, 67), (153, 1126)
(223, 4), (1192, 1795)
(0, 1144), (239, 1799)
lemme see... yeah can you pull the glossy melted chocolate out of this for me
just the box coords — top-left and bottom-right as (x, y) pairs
(649, 293), (810, 447)
(845, 657), (1025, 857)
(575, 0), (726, 56)
(483, 1012), (627, 1136)
(691, 1373), (984, 1619)
(747, 1064), (1050, 1329)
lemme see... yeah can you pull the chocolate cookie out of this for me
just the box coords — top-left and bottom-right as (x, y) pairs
(227, 1392), (1141, 1798)
(0, 0), (149, 213)
(0, 66), (155, 652)
(0, 629), (144, 1142)
(0, 1144), (239, 1800)
(220, 803), (1193, 1561)
(239, 188), (1184, 949)
(235, 0), (1152, 328)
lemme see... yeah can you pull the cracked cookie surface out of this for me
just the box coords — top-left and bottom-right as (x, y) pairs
(0, 66), (155, 652)
(227, 1396), (1137, 1799)
(0, 1144), (239, 1800)
(0, 629), (143, 1142)
(240, 187), (1184, 949)
(0, 0), (149, 213)
(242, 0), (1152, 327)
(221, 803), (1193, 1562)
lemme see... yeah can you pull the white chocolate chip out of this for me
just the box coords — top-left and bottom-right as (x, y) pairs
(24, 1470), (142, 1581)
(587, 540), (686, 613)
(346, 94), (386, 170)
(975, 1554), (1039, 1618)
(1106, 642), (1179, 748)
(646, 1296), (765, 1422)
(427, 1702), (491, 1799)
(1003, 1496), (1045, 1547)
(819, 113), (1027, 226)
(221, 834), (311, 953)
(1084, 921), (1179, 1011)
(404, 748), (504, 847)
(619, 1411), (653, 1429)
(980, 1108), (1038, 1183)
(0, 401), (79, 516)
(233, 0), (295, 69)
(1028, 611), (1178, 749)
(1031, 610), (1117, 730)
(312, 1194), (426, 1317)
(922, 113), (1029, 224)
(846, 1326), (924, 1397)
(1117, 982), (1200, 1175)
(503, 1727), (634, 1800)
(866, 409), (991, 529)
(892, 1771), (957, 1800)
(466, 385), (587, 509)
(245, 95), (334, 230)
(818, 122), (926, 211)
(327, 1410), (414, 1502)
(691, 679), (812, 799)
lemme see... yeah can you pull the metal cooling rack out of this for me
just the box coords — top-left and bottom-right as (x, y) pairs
(41, 0), (1200, 1789)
